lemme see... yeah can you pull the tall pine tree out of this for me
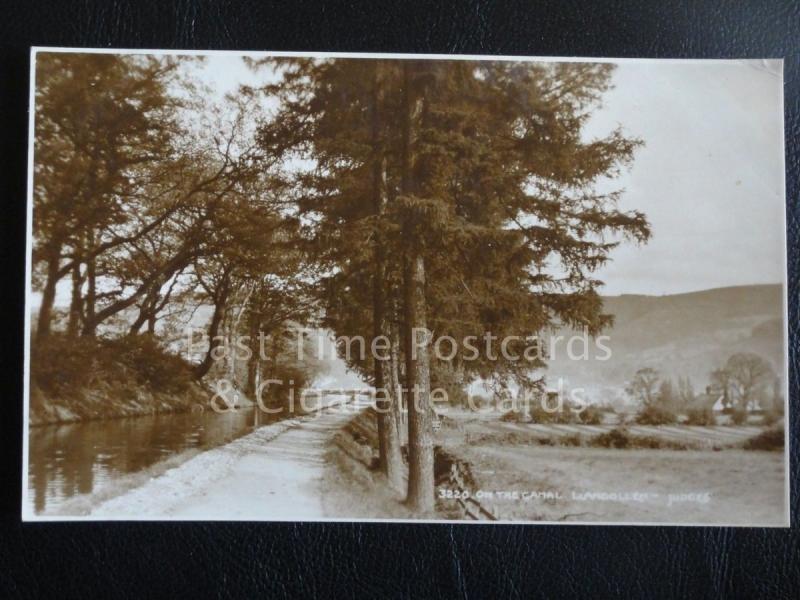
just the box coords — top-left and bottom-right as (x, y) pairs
(257, 58), (650, 512)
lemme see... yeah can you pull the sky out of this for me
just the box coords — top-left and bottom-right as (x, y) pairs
(582, 59), (785, 295)
(35, 54), (787, 305)
(194, 55), (785, 296)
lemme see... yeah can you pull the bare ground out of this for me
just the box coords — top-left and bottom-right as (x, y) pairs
(89, 398), (371, 520)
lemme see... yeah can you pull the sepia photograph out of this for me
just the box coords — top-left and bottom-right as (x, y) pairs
(23, 49), (789, 525)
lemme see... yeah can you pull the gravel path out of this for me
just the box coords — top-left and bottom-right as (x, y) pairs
(91, 398), (371, 520)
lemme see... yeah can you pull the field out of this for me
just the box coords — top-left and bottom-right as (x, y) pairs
(454, 410), (766, 449)
(436, 411), (787, 525)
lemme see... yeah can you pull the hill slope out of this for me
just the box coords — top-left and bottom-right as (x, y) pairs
(547, 284), (784, 397)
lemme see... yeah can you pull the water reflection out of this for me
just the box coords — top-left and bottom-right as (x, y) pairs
(28, 407), (279, 514)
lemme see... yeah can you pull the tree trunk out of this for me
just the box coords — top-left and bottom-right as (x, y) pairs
(370, 61), (404, 490)
(129, 281), (159, 336)
(386, 325), (406, 488)
(67, 260), (84, 338)
(372, 61), (388, 471)
(401, 61), (434, 512)
(83, 239), (195, 335)
(403, 250), (434, 511)
(390, 326), (405, 429)
(253, 359), (262, 426)
(193, 280), (230, 380)
(82, 237), (97, 337)
(36, 254), (60, 342)
(245, 315), (261, 398)
(378, 329), (404, 490)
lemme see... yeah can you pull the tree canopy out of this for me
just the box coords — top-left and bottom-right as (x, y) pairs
(32, 54), (651, 512)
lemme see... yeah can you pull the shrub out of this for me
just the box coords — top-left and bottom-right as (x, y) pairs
(590, 427), (689, 450)
(430, 366), (468, 406)
(761, 410), (781, 427)
(635, 404), (677, 425)
(685, 407), (716, 426)
(528, 399), (580, 424)
(468, 394), (491, 411)
(730, 409), (748, 425)
(593, 428), (631, 449)
(109, 334), (194, 394)
(500, 409), (517, 422)
(31, 332), (195, 397)
(500, 409), (527, 423)
(31, 333), (98, 396)
(743, 427), (784, 451)
(578, 405), (605, 425)
(555, 433), (584, 447)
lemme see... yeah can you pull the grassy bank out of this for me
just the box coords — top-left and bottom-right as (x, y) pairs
(29, 334), (210, 426)
(323, 408), (487, 520)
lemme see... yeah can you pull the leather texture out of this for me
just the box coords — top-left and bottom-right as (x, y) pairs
(1, 1), (798, 597)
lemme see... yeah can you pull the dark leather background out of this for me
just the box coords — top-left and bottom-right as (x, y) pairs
(0, 1), (797, 597)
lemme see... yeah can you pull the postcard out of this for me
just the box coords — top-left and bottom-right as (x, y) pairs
(23, 49), (788, 525)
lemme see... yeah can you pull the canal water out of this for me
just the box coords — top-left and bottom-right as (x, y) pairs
(27, 407), (281, 515)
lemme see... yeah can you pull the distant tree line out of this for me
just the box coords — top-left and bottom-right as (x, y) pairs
(626, 352), (782, 426)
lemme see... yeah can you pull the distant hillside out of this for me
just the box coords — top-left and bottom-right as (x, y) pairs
(547, 284), (784, 398)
